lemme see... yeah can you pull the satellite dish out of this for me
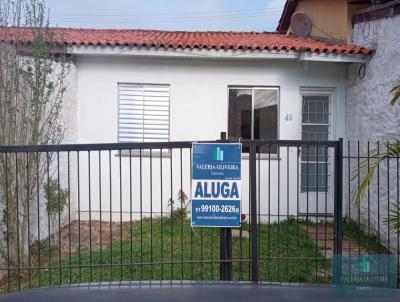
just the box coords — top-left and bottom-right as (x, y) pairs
(290, 12), (312, 37)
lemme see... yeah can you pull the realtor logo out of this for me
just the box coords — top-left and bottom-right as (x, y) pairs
(359, 256), (370, 273)
(214, 147), (224, 161)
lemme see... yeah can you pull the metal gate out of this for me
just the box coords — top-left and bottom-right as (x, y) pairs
(0, 138), (343, 293)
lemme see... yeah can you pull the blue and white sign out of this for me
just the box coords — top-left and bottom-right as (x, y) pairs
(191, 143), (242, 227)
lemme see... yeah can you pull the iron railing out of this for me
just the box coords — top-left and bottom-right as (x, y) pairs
(0, 138), (398, 294)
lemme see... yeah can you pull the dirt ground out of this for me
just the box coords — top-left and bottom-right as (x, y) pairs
(56, 220), (134, 258)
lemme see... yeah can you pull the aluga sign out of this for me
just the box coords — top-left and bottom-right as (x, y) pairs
(191, 143), (242, 227)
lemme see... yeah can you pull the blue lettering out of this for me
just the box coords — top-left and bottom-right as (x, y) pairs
(194, 182), (240, 199)
(221, 182), (229, 198)
(203, 182), (211, 198)
(211, 182), (220, 198)
(230, 182), (239, 198)
(194, 182), (203, 198)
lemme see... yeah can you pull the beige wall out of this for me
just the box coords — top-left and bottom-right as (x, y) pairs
(295, 0), (370, 42)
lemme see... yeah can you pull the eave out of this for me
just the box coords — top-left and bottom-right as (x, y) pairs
(70, 45), (371, 64)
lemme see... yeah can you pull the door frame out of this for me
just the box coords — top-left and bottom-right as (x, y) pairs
(298, 87), (336, 216)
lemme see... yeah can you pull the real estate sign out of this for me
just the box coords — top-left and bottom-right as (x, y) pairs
(191, 143), (241, 227)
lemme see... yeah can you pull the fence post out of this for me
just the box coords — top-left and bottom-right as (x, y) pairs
(249, 141), (258, 283)
(219, 131), (232, 281)
(334, 137), (343, 284)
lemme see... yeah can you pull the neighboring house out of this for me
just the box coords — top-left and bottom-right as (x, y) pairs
(278, 0), (400, 252)
(277, 0), (372, 42)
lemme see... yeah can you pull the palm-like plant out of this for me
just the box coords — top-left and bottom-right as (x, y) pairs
(353, 83), (400, 231)
(390, 84), (400, 106)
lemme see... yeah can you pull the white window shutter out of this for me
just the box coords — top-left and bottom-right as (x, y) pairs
(118, 84), (170, 143)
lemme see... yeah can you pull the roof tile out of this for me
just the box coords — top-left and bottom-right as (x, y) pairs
(0, 27), (374, 55)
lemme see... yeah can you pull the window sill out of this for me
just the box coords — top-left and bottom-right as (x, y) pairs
(241, 154), (280, 160)
(115, 150), (171, 158)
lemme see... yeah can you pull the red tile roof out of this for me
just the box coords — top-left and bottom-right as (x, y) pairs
(0, 27), (374, 55)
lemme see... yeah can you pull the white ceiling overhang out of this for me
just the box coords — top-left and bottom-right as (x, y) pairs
(70, 45), (370, 63)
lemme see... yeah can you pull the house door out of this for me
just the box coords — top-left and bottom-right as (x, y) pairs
(299, 90), (335, 217)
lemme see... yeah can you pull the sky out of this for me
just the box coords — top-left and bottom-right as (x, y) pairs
(45, 0), (286, 32)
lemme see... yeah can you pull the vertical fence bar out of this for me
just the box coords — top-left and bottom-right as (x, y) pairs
(77, 151), (82, 283)
(57, 151), (62, 285)
(169, 147), (173, 280)
(296, 146), (300, 282)
(129, 149), (133, 282)
(397, 140), (400, 287)
(219, 132), (225, 281)
(5, 153), (10, 292)
(26, 152), (31, 289)
(377, 142), (381, 254)
(267, 144), (271, 281)
(160, 148), (164, 281)
(324, 145), (329, 280)
(250, 141), (258, 283)
(357, 142), (361, 255)
(179, 148), (183, 281)
(119, 150), (123, 281)
(219, 132), (232, 281)
(67, 151), (72, 284)
(219, 227), (226, 280)
(108, 150), (113, 283)
(334, 138), (343, 284)
(88, 151), (93, 282)
(139, 149), (143, 280)
(36, 152), (41, 287)
(189, 147), (193, 281)
(99, 150), (104, 282)
(286, 146), (290, 278)
(46, 152), (51, 286)
(367, 142), (371, 254)
(150, 148), (154, 281)
(315, 145), (319, 281)
(98, 150), (103, 283)
(15, 153), (20, 291)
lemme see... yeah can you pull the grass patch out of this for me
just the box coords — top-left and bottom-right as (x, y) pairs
(7, 218), (329, 291)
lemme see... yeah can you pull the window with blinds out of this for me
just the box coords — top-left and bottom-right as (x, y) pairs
(118, 83), (170, 143)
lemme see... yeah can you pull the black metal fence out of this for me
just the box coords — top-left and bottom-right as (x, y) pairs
(343, 141), (400, 287)
(0, 138), (398, 294)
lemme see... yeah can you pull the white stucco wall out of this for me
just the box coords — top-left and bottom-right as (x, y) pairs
(346, 16), (400, 142)
(345, 15), (400, 252)
(68, 54), (346, 224)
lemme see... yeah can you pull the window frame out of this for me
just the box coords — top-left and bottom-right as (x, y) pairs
(117, 82), (171, 142)
(117, 82), (171, 157)
(227, 85), (280, 143)
(299, 87), (336, 140)
(299, 87), (336, 193)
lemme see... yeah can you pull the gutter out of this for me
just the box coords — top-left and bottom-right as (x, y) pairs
(70, 45), (371, 64)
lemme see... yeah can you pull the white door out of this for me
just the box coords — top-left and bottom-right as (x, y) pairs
(299, 89), (335, 217)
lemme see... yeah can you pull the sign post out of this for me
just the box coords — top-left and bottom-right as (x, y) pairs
(191, 136), (241, 280)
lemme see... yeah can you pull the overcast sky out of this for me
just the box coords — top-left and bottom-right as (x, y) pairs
(46, 0), (286, 32)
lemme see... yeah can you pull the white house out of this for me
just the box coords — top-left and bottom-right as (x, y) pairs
(6, 27), (373, 224)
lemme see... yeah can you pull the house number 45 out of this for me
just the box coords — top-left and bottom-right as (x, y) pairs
(284, 113), (293, 122)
